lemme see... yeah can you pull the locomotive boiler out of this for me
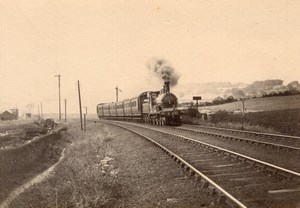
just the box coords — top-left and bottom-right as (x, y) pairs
(97, 81), (182, 126)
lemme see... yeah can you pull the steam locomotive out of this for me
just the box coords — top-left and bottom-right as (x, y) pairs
(96, 81), (182, 126)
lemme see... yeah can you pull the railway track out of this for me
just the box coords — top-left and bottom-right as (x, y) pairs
(98, 120), (300, 208)
(147, 123), (300, 172)
(178, 124), (300, 153)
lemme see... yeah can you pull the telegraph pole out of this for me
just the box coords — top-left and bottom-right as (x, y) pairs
(83, 106), (87, 132)
(64, 99), (67, 122)
(241, 99), (245, 117)
(38, 104), (40, 117)
(115, 86), (122, 102)
(116, 86), (118, 102)
(78, 80), (83, 131)
(54, 74), (61, 120)
(240, 98), (246, 130)
(40, 102), (43, 118)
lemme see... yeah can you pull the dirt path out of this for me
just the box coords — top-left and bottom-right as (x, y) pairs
(0, 146), (69, 208)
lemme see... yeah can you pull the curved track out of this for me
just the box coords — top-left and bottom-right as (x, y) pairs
(98, 120), (300, 208)
(179, 124), (300, 152)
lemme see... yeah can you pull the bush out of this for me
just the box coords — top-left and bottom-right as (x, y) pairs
(191, 109), (300, 136)
(24, 124), (48, 137)
(184, 108), (199, 118)
(263, 89), (300, 97)
(210, 110), (231, 123)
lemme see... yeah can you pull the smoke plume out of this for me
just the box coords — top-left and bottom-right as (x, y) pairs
(147, 58), (179, 87)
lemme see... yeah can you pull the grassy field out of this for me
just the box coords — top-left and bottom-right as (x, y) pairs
(0, 128), (69, 205)
(189, 95), (300, 136)
(183, 108), (300, 136)
(0, 120), (36, 132)
(0, 119), (50, 149)
(199, 95), (300, 112)
(8, 122), (218, 208)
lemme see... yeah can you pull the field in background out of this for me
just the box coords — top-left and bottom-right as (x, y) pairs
(183, 108), (300, 136)
(0, 120), (34, 132)
(199, 95), (300, 112)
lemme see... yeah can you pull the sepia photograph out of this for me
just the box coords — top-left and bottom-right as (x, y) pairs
(0, 0), (300, 207)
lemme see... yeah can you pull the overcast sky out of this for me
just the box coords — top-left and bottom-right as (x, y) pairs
(1, 0), (300, 114)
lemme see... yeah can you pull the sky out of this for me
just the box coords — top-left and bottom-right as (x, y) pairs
(0, 0), (300, 115)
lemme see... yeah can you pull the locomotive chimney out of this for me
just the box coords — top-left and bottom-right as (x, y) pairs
(164, 81), (170, 93)
(162, 85), (166, 93)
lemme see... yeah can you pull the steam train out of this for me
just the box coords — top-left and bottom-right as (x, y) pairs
(96, 81), (182, 126)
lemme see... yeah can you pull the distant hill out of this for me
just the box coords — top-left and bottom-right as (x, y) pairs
(179, 80), (300, 101)
(174, 82), (247, 101)
(242, 79), (284, 97)
(287, 81), (300, 91)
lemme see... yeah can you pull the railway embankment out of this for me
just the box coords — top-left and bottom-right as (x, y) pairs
(0, 126), (69, 205)
(7, 122), (219, 208)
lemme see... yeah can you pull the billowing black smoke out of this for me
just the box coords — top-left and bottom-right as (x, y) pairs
(147, 58), (180, 87)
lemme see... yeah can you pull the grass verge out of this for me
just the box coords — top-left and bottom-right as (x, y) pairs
(8, 123), (122, 208)
(182, 108), (300, 136)
(0, 128), (69, 204)
(9, 122), (219, 208)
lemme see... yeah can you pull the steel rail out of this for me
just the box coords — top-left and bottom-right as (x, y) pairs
(109, 122), (247, 208)
(105, 120), (300, 181)
(157, 128), (300, 181)
(176, 126), (300, 153)
(184, 124), (300, 140)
